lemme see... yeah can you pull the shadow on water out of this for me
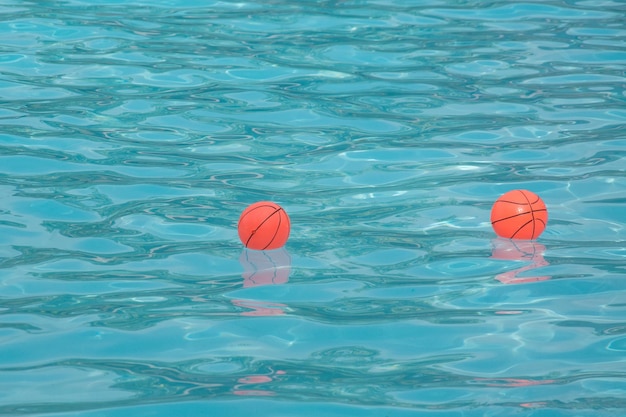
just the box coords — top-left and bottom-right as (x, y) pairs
(491, 238), (550, 285)
(232, 248), (292, 317)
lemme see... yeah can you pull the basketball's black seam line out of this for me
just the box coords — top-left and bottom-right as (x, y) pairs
(262, 208), (284, 250)
(520, 191), (536, 239)
(492, 209), (546, 224)
(496, 199), (532, 206)
(241, 205), (281, 247)
(240, 204), (281, 225)
(246, 207), (281, 249)
(250, 207), (282, 248)
(511, 219), (533, 239)
(491, 211), (532, 224)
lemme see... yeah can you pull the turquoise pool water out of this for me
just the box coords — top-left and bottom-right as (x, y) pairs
(1, 0), (625, 415)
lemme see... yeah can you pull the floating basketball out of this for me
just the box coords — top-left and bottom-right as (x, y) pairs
(237, 201), (290, 250)
(490, 190), (548, 240)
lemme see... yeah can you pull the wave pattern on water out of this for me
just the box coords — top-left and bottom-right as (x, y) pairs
(1, 0), (625, 416)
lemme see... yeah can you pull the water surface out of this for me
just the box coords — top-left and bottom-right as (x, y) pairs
(1, 0), (625, 416)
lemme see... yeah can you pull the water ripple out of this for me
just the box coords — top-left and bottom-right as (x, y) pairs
(1, 0), (625, 415)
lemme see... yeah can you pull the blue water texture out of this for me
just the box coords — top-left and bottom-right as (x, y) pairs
(1, 0), (625, 416)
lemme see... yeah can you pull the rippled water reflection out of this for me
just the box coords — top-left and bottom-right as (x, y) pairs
(1, 0), (625, 416)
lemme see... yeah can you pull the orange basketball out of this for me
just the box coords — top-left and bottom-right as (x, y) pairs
(490, 190), (548, 240)
(237, 201), (290, 250)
